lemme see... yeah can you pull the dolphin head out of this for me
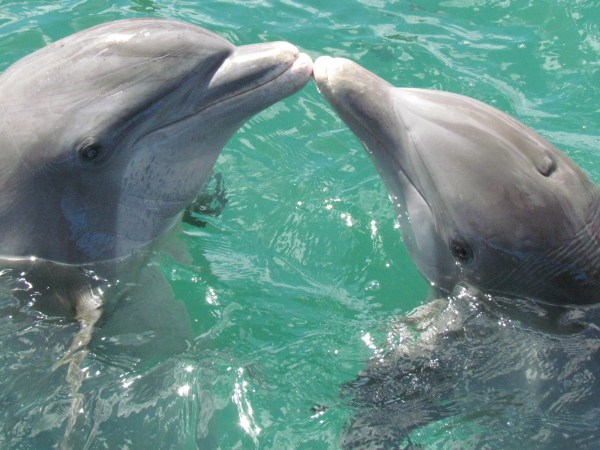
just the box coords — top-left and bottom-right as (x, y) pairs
(314, 57), (600, 304)
(0, 19), (312, 264)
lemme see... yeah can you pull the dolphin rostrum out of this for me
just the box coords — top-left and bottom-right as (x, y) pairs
(313, 56), (600, 305)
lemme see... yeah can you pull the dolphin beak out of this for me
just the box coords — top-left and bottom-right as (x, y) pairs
(213, 41), (304, 85)
(313, 56), (343, 98)
(313, 56), (400, 158)
(313, 56), (392, 104)
(207, 41), (313, 115)
(137, 41), (312, 154)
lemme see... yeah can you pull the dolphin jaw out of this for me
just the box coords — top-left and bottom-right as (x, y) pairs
(202, 42), (312, 121)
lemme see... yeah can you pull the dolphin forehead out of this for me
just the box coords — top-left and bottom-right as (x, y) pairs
(1, 20), (233, 153)
(389, 88), (566, 180)
(3, 19), (233, 101)
(386, 88), (597, 239)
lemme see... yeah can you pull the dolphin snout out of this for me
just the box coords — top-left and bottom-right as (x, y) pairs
(312, 56), (398, 156)
(313, 56), (395, 130)
(314, 56), (393, 97)
(290, 52), (313, 80)
(229, 41), (299, 68)
(209, 41), (312, 94)
(313, 56), (343, 96)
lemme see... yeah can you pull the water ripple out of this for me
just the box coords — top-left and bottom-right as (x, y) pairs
(1, 0), (599, 448)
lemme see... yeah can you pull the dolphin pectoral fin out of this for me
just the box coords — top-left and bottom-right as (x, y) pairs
(52, 287), (103, 370)
(51, 287), (103, 447)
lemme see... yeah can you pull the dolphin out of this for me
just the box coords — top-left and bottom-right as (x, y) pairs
(0, 19), (312, 443)
(0, 18), (313, 321)
(0, 18), (312, 266)
(313, 56), (600, 305)
(313, 57), (600, 447)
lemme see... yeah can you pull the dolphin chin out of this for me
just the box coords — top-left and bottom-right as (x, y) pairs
(0, 19), (312, 265)
(314, 56), (600, 305)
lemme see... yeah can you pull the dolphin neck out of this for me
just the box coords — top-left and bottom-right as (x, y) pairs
(579, 198), (600, 282)
(557, 197), (600, 303)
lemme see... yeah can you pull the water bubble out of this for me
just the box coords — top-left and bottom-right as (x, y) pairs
(366, 280), (381, 291)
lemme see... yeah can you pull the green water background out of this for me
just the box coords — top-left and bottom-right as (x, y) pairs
(0, 0), (599, 448)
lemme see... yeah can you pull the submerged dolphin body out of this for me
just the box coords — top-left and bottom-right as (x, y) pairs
(0, 19), (312, 444)
(313, 57), (600, 447)
(313, 56), (600, 305)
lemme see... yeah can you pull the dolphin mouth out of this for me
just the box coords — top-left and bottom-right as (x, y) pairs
(205, 44), (312, 112)
(150, 44), (313, 135)
(203, 47), (312, 114)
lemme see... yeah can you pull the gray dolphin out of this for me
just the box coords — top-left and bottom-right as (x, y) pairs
(0, 19), (312, 443)
(0, 16), (313, 353)
(0, 18), (312, 265)
(313, 56), (600, 305)
(314, 56), (600, 448)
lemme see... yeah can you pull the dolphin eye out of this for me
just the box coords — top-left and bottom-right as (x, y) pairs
(449, 238), (472, 263)
(77, 138), (107, 166)
(81, 145), (101, 161)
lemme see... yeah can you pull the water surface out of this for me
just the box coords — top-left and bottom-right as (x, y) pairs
(0, 1), (599, 448)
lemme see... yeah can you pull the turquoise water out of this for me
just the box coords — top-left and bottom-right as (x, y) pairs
(1, 1), (600, 448)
